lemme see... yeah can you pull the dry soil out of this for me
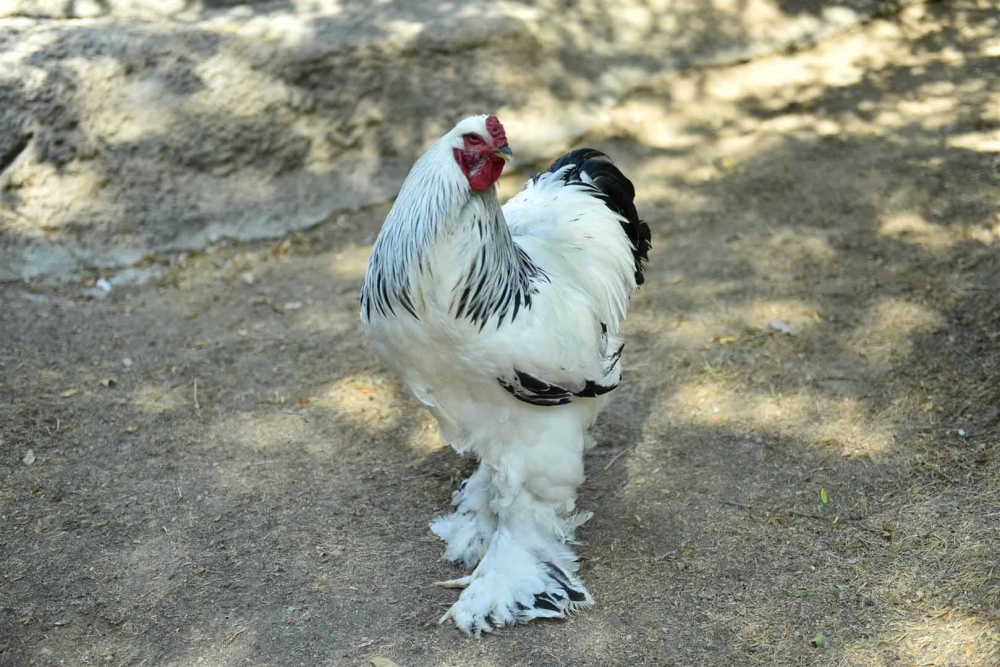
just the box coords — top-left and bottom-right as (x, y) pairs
(2, 3), (1000, 666)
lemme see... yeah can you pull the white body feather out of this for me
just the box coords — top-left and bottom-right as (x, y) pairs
(360, 116), (643, 635)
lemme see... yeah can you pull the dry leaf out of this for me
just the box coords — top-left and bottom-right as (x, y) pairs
(60, 389), (80, 398)
(297, 396), (311, 405)
(713, 335), (738, 346)
(123, 426), (139, 434)
(371, 658), (402, 667)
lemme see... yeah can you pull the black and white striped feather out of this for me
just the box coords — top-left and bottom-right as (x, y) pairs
(362, 127), (647, 410)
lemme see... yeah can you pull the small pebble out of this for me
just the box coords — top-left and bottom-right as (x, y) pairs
(769, 320), (794, 335)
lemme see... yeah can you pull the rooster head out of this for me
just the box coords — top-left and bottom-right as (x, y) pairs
(449, 114), (512, 191)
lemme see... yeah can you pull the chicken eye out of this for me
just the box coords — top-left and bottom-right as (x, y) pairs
(465, 134), (485, 146)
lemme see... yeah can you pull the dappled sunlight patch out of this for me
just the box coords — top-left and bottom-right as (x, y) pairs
(947, 130), (1000, 154)
(207, 410), (313, 453)
(643, 295), (821, 342)
(667, 379), (894, 456)
(841, 610), (1000, 666)
(0, 24), (59, 68)
(130, 383), (189, 414)
(734, 297), (823, 335)
(327, 243), (371, 281)
(735, 110), (843, 139)
(285, 303), (359, 338)
(879, 211), (956, 249)
(237, 10), (319, 49)
(5, 160), (111, 233)
(191, 52), (289, 118)
(846, 297), (944, 365)
(896, 612), (1000, 666)
(606, 0), (998, 166)
(499, 90), (603, 162)
(627, 294), (822, 361)
(607, 17), (907, 148)
(626, 299), (738, 354)
(157, 620), (256, 667)
(67, 58), (181, 143)
(405, 416), (447, 454)
(895, 95), (959, 130)
(763, 228), (838, 263)
(608, 99), (702, 150)
(878, 208), (1000, 249)
(629, 156), (719, 206)
(312, 373), (405, 432)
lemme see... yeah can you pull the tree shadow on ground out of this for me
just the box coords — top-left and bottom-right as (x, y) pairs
(2, 2), (1000, 666)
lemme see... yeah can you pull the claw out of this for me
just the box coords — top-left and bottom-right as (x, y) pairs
(434, 575), (472, 589)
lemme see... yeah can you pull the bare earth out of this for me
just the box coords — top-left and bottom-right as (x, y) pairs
(2, 3), (999, 666)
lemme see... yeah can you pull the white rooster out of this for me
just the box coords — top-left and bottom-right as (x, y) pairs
(360, 114), (650, 636)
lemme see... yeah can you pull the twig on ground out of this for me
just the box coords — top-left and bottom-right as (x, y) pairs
(603, 445), (636, 472)
(226, 627), (247, 644)
(402, 471), (441, 482)
(721, 500), (753, 510)
(720, 501), (881, 534)
(193, 379), (201, 417)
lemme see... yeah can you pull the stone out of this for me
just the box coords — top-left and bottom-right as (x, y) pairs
(0, 0), (903, 280)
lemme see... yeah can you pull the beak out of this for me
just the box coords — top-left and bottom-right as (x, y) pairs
(494, 145), (513, 162)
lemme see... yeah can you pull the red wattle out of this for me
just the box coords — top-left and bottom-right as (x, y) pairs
(456, 149), (506, 191)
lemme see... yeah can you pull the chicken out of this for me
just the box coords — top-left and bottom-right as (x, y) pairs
(360, 114), (650, 636)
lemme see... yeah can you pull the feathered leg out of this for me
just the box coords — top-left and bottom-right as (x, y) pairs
(430, 463), (497, 569)
(438, 458), (593, 636)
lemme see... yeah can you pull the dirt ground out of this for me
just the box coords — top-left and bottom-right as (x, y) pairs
(2, 3), (1000, 666)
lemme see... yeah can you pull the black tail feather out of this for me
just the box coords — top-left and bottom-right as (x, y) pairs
(540, 148), (651, 286)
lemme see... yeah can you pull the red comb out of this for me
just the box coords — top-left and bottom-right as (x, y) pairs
(486, 115), (507, 146)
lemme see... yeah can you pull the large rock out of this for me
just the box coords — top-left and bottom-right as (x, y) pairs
(0, 0), (902, 280)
